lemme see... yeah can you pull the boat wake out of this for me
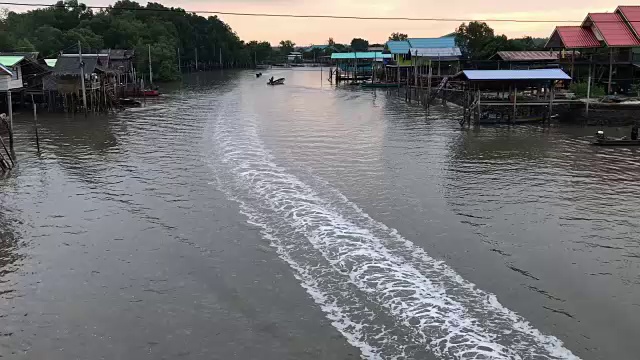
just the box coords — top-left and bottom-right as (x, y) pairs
(206, 94), (580, 360)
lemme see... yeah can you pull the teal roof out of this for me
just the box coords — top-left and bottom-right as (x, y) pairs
(45, 59), (57, 67)
(0, 55), (24, 67)
(331, 52), (392, 59)
(386, 40), (411, 54)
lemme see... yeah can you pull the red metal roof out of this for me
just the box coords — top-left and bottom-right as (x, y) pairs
(584, 12), (640, 47)
(548, 26), (601, 49)
(495, 51), (560, 61)
(616, 6), (640, 38)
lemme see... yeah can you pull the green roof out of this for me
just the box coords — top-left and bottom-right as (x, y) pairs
(45, 59), (57, 67)
(0, 55), (25, 67)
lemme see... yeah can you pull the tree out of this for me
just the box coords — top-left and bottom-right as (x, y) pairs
(246, 40), (272, 64)
(328, 37), (335, 46)
(279, 40), (295, 55)
(389, 32), (408, 41)
(350, 38), (368, 52)
(455, 21), (495, 59)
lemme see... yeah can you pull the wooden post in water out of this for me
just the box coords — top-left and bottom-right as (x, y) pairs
(513, 85), (517, 123)
(414, 50), (418, 101)
(79, 41), (88, 117)
(586, 71), (592, 117)
(7, 91), (13, 131)
(548, 82), (554, 124)
(31, 94), (40, 154)
(608, 48), (613, 94)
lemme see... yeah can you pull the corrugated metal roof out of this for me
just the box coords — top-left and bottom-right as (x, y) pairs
(331, 52), (392, 59)
(408, 47), (461, 59)
(585, 12), (640, 47)
(0, 55), (25, 67)
(496, 51), (560, 61)
(460, 69), (571, 81)
(44, 59), (57, 67)
(548, 26), (601, 49)
(408, 37), (456, 48)
(386, 40), (411, 54)
(616, 6), (640, 39)
(0, 63), (13, 76)
(53, 55), (99, 76)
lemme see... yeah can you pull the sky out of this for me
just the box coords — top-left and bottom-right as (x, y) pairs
(4, 0), (626, 45)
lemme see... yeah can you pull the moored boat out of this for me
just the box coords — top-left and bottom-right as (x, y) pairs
(592, 130), (640, 146)
(592, 138), (640, 146)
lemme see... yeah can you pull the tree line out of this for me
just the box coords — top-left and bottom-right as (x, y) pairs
(0, 1), (549, 81)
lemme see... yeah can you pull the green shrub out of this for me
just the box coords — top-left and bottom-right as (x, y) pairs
(569, 81), (605, 98)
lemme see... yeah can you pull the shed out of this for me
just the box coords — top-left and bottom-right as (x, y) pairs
(53, 55), (100, 76)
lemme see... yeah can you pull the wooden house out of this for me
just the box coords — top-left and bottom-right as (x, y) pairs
(545, 5), (640, 93)
(0, 56), (25, 92)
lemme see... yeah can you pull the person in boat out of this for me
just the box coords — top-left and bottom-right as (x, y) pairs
(269, 76), (274, 84)
(596, 130), (605, 141)
(632, 124), (639, 140)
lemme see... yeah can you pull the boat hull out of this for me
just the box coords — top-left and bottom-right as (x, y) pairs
(592, 139), (640, 146)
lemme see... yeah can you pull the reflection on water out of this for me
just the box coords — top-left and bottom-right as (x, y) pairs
(0, 70), (638, 359)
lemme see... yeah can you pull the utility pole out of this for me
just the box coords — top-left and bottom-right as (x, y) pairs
(78, 41), (87, 116)
(195, 47), (198, 71)
(148, 44), (153, 85)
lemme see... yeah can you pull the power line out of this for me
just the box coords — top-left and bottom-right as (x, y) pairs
(0, 2), (588, 23)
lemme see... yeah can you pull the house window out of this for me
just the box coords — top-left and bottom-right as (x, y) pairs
(11, 67), (18, 80)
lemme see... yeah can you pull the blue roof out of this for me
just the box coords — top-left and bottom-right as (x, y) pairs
(408, 37), (456, 48)
(386, 40), (411, 54)
(460, 69), (571, 81)
(331, 52), (392, 59)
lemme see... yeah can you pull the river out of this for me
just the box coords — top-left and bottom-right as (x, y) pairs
(1, 69), (639, 360)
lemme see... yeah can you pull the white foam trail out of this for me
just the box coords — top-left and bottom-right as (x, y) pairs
(206, 94), (580, 360)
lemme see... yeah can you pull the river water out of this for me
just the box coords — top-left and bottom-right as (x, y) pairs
(1, 70), (639, 360)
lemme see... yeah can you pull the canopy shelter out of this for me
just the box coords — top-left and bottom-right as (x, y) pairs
(454, 69), (572, 126)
